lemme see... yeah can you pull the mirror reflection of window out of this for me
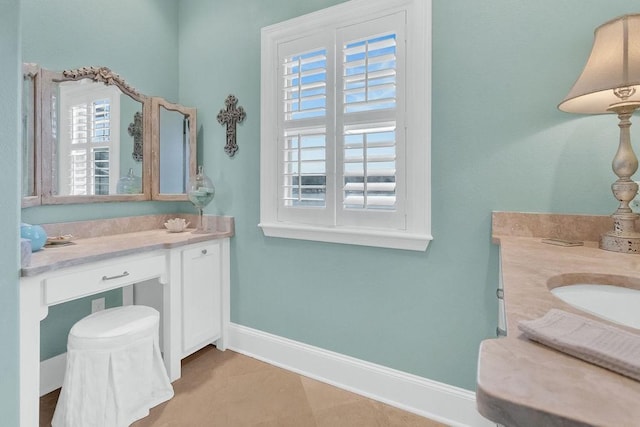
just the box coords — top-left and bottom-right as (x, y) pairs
(58, 81), (120, 196)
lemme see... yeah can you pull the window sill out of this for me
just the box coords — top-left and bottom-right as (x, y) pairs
(259, 222), (432, 251)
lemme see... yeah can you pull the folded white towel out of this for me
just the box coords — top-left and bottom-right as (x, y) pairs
(518, 309), (640, 381)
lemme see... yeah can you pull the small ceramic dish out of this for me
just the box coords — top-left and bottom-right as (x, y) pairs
(46, 234), (74, 245)
(164, 218), (190, 233)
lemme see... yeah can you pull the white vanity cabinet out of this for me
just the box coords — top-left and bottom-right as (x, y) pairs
(19, 229), (232, 427)
(180, 240), (228, 357)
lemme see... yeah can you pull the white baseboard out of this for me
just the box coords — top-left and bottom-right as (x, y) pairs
(40, 323), (492, 426)
(227, 323), (493, 427)
(40, 353), (66, 396)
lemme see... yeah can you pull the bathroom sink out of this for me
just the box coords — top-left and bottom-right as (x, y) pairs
(551, 284), (640, 330)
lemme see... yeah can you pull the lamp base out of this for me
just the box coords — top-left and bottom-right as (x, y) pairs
(598, 104), (640, 254)
(600, 216), (640, 253)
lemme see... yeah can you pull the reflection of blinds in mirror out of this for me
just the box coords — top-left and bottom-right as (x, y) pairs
(58, 82), (120, 196)
(68, 100), (111, 195)
(92, 100), (111, 143)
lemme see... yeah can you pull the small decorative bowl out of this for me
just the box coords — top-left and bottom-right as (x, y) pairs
(164, 218), (190, 233)
(46, 234), (74, 245)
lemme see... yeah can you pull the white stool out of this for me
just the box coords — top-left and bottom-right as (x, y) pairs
(52, 305), (174, 427)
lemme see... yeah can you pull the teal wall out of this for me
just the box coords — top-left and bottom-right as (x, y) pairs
(21, 0), (180, 99)
(4, 2), (640, 421)
(0, 0), (21, 424)
(177, 0), (640, 391)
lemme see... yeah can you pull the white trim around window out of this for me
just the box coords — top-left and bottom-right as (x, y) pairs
(260, 0), (432, 251)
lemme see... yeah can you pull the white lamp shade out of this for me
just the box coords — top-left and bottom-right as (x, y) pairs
(559, 14), (640, 114)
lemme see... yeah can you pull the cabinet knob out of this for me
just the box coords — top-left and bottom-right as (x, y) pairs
(201, 249), (208, 255)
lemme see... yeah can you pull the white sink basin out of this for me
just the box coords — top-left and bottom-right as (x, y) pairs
(551, 284), (640, 330)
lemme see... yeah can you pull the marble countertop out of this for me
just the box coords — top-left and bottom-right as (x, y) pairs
(477, 213), (640, 427)
(22, 221), (233, 277)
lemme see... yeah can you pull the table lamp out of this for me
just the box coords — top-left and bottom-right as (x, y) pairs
(559, 14), (640, 253)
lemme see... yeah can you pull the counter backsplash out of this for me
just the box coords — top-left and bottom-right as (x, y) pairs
(38, 214), (234, 239)
(492, 211), (614, 243)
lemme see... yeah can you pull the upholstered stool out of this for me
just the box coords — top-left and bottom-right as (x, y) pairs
(52, 305), (174, 427)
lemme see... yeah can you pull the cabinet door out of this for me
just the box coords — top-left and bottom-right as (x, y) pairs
(181, 241), (222, 356)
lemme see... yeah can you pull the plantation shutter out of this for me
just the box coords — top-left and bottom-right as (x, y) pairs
(260, 0), (431, 250)
(277, 34), (335, 225)
(336, 12), (406, 229)
(275, 12), (406, 229)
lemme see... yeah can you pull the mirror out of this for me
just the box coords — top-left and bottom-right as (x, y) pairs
(40, 66), (150, 204)
(151, 98), (196, 201)
(21, 63), (41, 207)
(21, 65), (198, 205)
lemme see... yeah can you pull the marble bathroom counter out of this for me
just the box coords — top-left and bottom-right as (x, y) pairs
(22, 215), (234, 277)
(477, 213), (640, 427)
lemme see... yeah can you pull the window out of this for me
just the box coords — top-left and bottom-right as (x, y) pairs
(260, 0), (431, 251)
(58, 82), (121, 196)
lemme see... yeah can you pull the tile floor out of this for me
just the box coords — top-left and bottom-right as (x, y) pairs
(40, 345), (446, 426)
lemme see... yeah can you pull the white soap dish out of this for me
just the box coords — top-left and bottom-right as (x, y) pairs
(164, 218), (190, 233)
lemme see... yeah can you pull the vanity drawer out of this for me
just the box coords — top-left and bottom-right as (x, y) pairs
(44, 254), (166, 305)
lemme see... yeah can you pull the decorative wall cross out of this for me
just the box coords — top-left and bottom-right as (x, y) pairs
(128, 111), (143, 162)
(217, 95), (246, 157)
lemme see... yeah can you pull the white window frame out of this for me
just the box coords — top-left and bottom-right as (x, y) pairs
(260, 0), (431, 251)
